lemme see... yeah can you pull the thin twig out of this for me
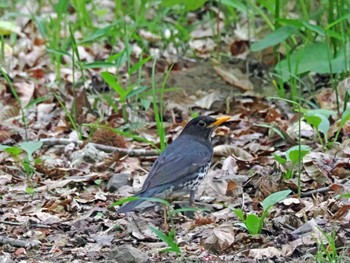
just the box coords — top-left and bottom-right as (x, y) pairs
(300, 186), (330, 197)
(40, 138), (159, 157)
(0, 235), (40, 248)
(0, 220), (55, 229)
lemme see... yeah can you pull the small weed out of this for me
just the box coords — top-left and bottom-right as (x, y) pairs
(0, 141), (43, 184)
(274, 145), (311, 180)
(315, 228), (346, 263)
(233, 189), (291, 235)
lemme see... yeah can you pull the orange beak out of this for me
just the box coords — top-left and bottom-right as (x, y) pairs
(208, 116), (231, 128)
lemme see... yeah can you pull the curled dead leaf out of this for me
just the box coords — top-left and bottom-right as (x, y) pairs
(213, 65), (253, 91)
(214, 145), (254, 161)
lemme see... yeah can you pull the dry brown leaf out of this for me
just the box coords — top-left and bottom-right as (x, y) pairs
(13, 81), (35, 107)
(303, 152), (334, 185)
(214, 145), (254, 161)
(203, 223), (235, 253)
(213, 65), (253, 91)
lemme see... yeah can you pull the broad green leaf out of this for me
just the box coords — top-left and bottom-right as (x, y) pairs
(0, 144), (10, 151)
(338, 193), (350, 199)
(5, 146), (22, 156)
(0, 21), (21, 35)
(251, 26), (298, 52)
(233, 209), (245, 221)
(304, 109), (335, 118)
(245, 214), (261, 235)
(286, 145), (310, 164)
(275, 42), (350, 81)
(304, 112), (330, 135)
(18, 141), (43, 157)
(273, 154), (286, 165)
(261, 189), (292, 211)
(340, 109), (350, 128)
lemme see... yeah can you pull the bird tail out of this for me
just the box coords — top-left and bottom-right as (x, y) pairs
(117, 198), (145, 213)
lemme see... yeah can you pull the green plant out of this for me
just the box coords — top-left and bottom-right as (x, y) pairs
(315, 228), (345, 263)
(234, 189), (292, 235)
(0, 141), (43, 182)
(334, 108), (350, 142)
(303, 109), (335, 146)
(274, 145), (311, 179)
(113, 196), (207, 256)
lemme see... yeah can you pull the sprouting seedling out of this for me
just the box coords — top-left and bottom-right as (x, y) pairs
(274, 145), (311, 179)
(234, 189), (292, 235)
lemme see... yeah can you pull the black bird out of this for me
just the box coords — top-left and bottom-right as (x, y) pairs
(118, 116), (231, 213)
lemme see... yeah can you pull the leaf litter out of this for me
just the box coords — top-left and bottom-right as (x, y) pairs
(0, 1), (350, 262)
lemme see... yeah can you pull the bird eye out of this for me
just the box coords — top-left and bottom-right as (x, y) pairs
(198, 120), (206, 127)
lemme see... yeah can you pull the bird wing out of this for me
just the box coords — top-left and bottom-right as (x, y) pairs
(138, 137), (212, 194)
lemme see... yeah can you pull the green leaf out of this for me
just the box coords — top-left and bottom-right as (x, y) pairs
(255, 123), (286, 139)
(94, 179), (102, 185)
(340, 109), (350, 128)
(161, 0), (206, 11)
(25, 187), (35, 194)
(273, 154), (286, 165)
(126, 86), (148, 99)
(261, 189), (292, 211)
(46, 48), (71, 57)
(221, 0), (248, 13)
(275, 42), (350, 81)
(149, 226), (180, 255)
(5, 146), (22, 156)
(110, 196), (141, 207)
(302, 21), (324, 36)
(304, 112), (330, 135)
(80, 24), (115, 43)
(82, 61), (117, 69)
(25, 96), (49, 109)
(128, 57), (152, 75)
(286, 145), (311, 164)
(100, 72), (127, 101)
(233, 209), (245, 221)
(251, 26), (298, 52)
(245, 214), (261, 235)
(18, 141), (43, 157)
(337, 193), (350, 199)
(305, 109), (336, 118)
(0, 21), (21, 35)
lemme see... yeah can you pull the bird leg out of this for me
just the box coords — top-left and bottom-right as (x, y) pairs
(162, 205), (169, 231)
(189, 190), (196, 207)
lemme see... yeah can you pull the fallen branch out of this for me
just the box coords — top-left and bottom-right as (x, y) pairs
(0, 235), (40, 248)
(300, 186), (330, 197)
(40, 138), (159, 157)
(0, 220), (57, 229)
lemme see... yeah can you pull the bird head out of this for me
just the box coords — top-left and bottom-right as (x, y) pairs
(180, 116), (231, 140)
